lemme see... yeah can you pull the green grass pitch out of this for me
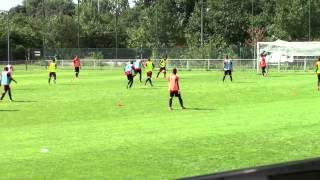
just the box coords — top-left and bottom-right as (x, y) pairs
(1, 69), (320, 179)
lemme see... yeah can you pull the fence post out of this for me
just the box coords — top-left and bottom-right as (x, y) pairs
(256, 43), (259, 74)
(304, 58), (307, 71)
(26, 48), (30, 71)
(207, 59), (210, 71)
(187, 60), (190, 70)
(25, 57), (28, 71)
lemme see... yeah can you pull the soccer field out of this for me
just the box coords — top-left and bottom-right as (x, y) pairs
(1, 69), (320, 179)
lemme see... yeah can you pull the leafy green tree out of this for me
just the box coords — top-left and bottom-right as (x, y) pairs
(1, 0), (320, 61)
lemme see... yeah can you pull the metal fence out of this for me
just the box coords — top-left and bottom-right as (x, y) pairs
(1, 58), (318, 72)
(16, 47), (255, 61)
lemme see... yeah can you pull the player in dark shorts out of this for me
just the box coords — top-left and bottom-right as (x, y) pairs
(260, 53), (267, 77)
(124, 61), (134, 89)
(0, 66), (17, 101)
(168, 68), (185, 110)
(49, 72), (56, 79)
(133, 58), (143, 82)
(48, 59), (57, 85)
(145, 58), (155, 86)
(224, 69), (232, 76)
(75, 67), (80, 75)
(73, 55), (81, 78)
(156, 56), (167, 79)
(222, 55), (233, 82)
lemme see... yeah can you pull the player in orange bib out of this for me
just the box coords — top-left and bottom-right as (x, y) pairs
(73, 55), (81, 78)
(260, 53), (267, 77)
(167, 68), (185, 111)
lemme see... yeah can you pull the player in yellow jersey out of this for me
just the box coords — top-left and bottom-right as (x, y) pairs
(144, 58), (155, 86)
(315, 58), (320, 91)
(156, 55), (167, 79)
(48, 59), (57, 85)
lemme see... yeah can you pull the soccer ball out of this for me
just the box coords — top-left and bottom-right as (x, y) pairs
(5, 64), (13, 72)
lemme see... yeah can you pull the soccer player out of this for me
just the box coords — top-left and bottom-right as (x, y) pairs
(133, 57), (143, 82)
(0, 66), (17, 101)
(260, 53), (267, 77)
(48, 59), (57, 85)
(73, 55), (81, 78)
(156, 55), (167, 79)
(315, 58), (320, 91)
(145, 58), (155, 86)
(168, 68), (185, 111)
(222, 55), (233, 82)
(124, 61), (134, 89)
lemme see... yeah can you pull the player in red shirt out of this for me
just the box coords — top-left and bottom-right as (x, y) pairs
(167, 68), (185, 111)
(260, 53), (267, 77)
(73, 55), (81, 78)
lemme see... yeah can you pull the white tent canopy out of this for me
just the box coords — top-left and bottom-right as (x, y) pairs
(257, 40), (320, 57)
(256, 40), (320, 73)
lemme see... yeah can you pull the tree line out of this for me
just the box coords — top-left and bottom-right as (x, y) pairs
(0, 0), (319, 60)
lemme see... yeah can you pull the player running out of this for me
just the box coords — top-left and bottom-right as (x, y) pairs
(315, 58), (320, 91)
(156, 55), (167, 79)
(73, 55), (81, 78)
(48, 59), (57, 85)
(260, 53), (267, 77)
(144, 58), (155, 86)
(133, 57), (143, 82)
(0, 66), (17, 101)
(222, 55), (233, 82)
(168, 68), (185, 111)
(124, 61), (134, 89)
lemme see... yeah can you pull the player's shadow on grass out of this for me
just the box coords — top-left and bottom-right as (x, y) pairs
(294, 73), (314, 76)
(0, 110), (20, 112)
(187, 107), (216, 111)
(154, 85), (167, 88)
(138, 87), (163, 89)
(60, 83), (80, 86)
(265, 75), (286, 78)
(13, 100), (37, 103)
(233, 81), (256, 84)
(15, 88), (36, 91)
